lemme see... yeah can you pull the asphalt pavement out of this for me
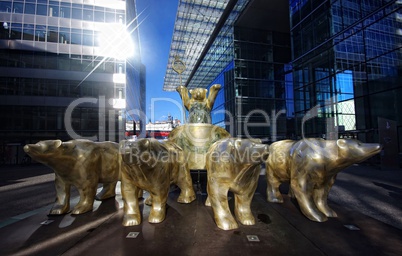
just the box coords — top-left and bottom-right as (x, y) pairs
(0, 164), (401, 256)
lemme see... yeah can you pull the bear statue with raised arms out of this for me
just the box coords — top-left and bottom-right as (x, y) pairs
(176, 84), (221, 124)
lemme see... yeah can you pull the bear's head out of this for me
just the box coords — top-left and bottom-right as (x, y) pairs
(233, 138), (269, 164)
(336, 139), (382, 164)
(121, 138), (169, 169)
(24, 140), (62, 157)
(189, 88), (207, 101)
(23, 140), (64, 164)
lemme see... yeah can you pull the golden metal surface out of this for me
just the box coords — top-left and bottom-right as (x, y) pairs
(168, 123), (230, 170)
(176, 84), (221, 124)
(120, 138), (196, 226)
(265, 138), (382, 222)
(205, 138), (269, 230)
(23, 139), (121, 215)
(172, 55), (186, 88)
(172, 55), (186, 75)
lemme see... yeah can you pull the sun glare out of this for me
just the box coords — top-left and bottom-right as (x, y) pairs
(97, 23), (135, 60)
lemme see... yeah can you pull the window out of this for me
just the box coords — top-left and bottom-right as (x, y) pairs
(24, 2), (35, 15)
(94, 10), (104, 22)
(60, 4), (71, 19)
(10, 23), (22, 39)
(72, 4), (82, 20)
(47, 26), (58, 43)
(0, 1), (12, 13)
(36, 4), (47, 16)
(59, 27), (70, 44)
(22, 24), (34, 41)
(49, 1), (59, 17)
(105, 9), (115, 22)
(82, 30), (94, 46)
(71, 28), (82, 44)
(35, 25), (46, 42)
(83, 5), (93, 21)
(13, 2), (23, 13)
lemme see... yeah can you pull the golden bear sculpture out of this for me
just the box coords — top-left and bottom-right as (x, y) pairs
(205, 138), (269, 230)
(119, 138), (196, 226)
(23, 139), (121, 215)
(265, 138), (382, 222)
(176, 84), (221, 123)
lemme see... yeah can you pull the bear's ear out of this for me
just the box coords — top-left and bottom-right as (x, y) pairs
(143, 139), (150, 149)
(54, 140), (62, 148)
(336, 139), (347, 148)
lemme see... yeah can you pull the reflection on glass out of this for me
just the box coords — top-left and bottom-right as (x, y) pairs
(23, 24), (34, 41)
(36, 4), (47, 15)
(24, 3), (35, 15)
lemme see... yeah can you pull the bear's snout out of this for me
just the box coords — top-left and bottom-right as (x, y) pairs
(23, 143), (45, 154)
(23, 145), (30, 153)
(361, 143), (382, 155)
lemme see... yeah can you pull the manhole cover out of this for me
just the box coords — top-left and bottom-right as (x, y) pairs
(344, 224), (360, 231)
(126, 232), (140, 238)
(246, 235), (260, 242)
(40, 220), (54, 225)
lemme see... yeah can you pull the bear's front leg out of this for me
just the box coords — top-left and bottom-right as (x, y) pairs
(148, 190), (168, 223)
(121, 175), (142, 226)
(72, 182), (97, 215)
(121, 182), (141, 226)
(234, 169), (259, 226)
(313, 176), (337, 218)
(266, 167), (284, 203)
(49, 175), (70, 215)
(234, 193), (255, 226)
(291, 178), (327, 222)
(207, 182), (238, 230)
(95, 181), (117, 200)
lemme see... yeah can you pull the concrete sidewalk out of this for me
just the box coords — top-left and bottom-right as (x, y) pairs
(0, 165), (401, 256)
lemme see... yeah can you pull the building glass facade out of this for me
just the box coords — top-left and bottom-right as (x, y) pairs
(291, 0), (402, 153)
(164, 0), (292, 141)
(230, 27), (291, 140)
(0, 0), (144, 164)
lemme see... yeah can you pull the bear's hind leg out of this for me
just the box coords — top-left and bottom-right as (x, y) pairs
(176, 166), (196, 204)
(148, 190), (168, 223)
(95, 182), (117, 200)
(266, 166), (284, 203)
(144, 194), (153, 206)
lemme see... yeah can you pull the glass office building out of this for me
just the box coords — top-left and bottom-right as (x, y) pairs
(290, 0), (402, 152)
(0, 0), (145, 164)
(164, 0), (292, 141)
(166, 0), (401, 159)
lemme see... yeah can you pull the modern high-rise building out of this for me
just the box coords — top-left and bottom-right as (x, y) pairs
(164, 0), (292, 141)
(290, 0), (401, 164)
(0, 0), (145, 164)
(165, 0), (401, 164)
